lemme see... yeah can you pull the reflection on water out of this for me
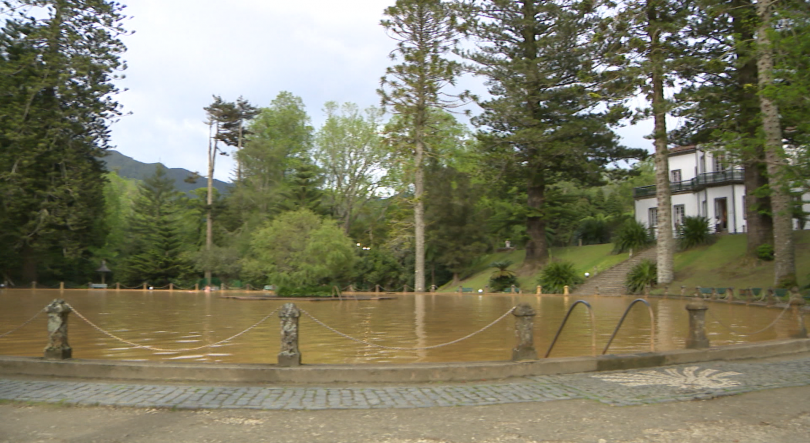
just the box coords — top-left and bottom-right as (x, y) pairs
(0, 289), (793, 364)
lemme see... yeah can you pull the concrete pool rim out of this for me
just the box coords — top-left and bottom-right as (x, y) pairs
(1, 338), (808, 384)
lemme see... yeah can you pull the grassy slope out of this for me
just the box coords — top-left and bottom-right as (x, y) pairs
(444, 231), (810, 292)
(440, 244), (630, 292)
(666, 230), (810, 292)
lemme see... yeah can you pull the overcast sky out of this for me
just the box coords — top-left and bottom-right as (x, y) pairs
(111, 0), (656, 182)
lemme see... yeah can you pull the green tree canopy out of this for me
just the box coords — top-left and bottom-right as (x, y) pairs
(242, 209), (357, 287)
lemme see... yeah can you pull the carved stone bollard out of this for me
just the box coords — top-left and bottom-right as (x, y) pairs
(536, 285), (542, 295)
(789, 288), (808, 339)
(44, 299), (72, 360)
(278, 303), (301, 367)
(680, 285), (686, 297)
(512, 303), (537, 361)
(563, 285), (569, 296)
(766, 288), (776, 306)
(685, 301), (710, 349)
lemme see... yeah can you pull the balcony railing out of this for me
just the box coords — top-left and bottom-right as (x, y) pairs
(633, 169), (744, 199)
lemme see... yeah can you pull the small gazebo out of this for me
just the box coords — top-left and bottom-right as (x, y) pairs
(96, 260), (111, 284)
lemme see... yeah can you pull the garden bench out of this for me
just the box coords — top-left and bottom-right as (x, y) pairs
(773, 288), (789, 300)
(715, 287), (732, 300)
(696, 287), (714, 299)
(748, 288), (764, 302)
(459, 287), (474, 293)
(89, 283), (107, 289)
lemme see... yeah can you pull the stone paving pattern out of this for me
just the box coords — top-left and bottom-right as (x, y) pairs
(1, 357), (808, 410)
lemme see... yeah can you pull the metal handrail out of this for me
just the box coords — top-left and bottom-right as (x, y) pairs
(544, 300), (597, 358)
(602, 298), (656, 355)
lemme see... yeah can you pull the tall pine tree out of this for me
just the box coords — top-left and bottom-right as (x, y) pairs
(0, 0), (127, 284)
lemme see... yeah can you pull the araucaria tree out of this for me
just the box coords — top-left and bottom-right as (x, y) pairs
(0, 0), (127, 284)
(598, 0), (690, 284)
(465, 0), (645, 271)
(379, 0), (467, 292)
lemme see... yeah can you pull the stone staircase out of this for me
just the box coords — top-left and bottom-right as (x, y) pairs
(571, 248), (658, 296)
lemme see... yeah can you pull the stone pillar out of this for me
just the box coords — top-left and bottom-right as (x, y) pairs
(44, 299), (72, 360)
(116, 282), (121, 291)
(278, 303), (301, 367)
(32, 281), (37, 289)
(194, 283), (199, 291)
(143, 282), (148, 291)
(563, 285), (569, 295)
(789, 288), (807, 339)
(536, 285), (542, 295)
(512, 303), (537, 361)
(685, 301), (710, 349)
(727, 287), (734, 303)
(766, 288), (776, 306)
(59, 282), (65, 291)
(680, 286), (686, 297)
(169, 283), (174, 291)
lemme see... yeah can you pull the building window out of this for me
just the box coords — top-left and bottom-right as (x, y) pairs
(674, 204), (685, 227)
(713, 154), (727, 172)
(671, 169), (682, 183)
(649, 207), (658, 228)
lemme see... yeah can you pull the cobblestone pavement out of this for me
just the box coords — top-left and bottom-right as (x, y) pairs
(1, 357), (808, 410)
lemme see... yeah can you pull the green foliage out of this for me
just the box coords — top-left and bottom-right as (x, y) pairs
(756, 244), (775, 261)
(352, 248), (408, 291)
(537, 260), (583, 294)
(242, 209), (356, 287)
(117, 166), (193, 286)
(574, 214), (613, 246)
(677, 216), (713, 250)
(0, 0), (127, 283)
(488, 260), (517, 292)
(613, 219), (653, 253)
(625, 259), (657, 294)
(315, 102), (390, 234)
(276, 285), (333, 297)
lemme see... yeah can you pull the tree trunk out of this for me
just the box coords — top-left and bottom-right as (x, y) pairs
(755, 0), (795, 286)
(523, 166), (547, 271)
(732, 0), (773, 255)
(21, 243), (37, 285)
(205, 124), (216, 287)
(414, 138), (426, 292)
(648, 2), (674, 285)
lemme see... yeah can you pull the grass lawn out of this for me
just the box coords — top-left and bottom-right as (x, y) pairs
(440, 231), (810, 293)
(665, 230), (810, 292)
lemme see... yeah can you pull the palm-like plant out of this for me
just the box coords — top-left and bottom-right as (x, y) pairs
(613, 219), (653, 253)
(489, 261), (517, 292)
(625, 259), (657, 294)
(537, 260), (583, 294)
(677, 216), (713, 250)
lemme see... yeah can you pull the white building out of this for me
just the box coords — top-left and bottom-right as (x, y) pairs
(633, 145), (809, 234)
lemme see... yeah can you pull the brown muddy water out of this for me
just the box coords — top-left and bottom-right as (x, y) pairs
(0, 289), (794, 364)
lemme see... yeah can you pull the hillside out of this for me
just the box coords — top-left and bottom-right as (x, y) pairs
(100, 150), (231, 195)
(446, 232), (810, 294)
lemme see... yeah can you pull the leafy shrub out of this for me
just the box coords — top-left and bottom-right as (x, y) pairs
(613, 219), (653, 253)
(276, 285), (334, 297)
(489, 261), (518, 292)
(625, 259), (657, 294)
(574, 214), (612, 245)
(756, 243), (775, 261)
(677, 216), (713, 250)
(537, 260), (583, 294)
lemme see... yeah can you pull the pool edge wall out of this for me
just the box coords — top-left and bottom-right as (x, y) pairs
(1, 338), (808, 384)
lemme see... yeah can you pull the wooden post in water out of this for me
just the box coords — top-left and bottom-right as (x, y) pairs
(512, 304), (537, 361)
(44, 299), (72, 360)
(278, 303), (301, 367)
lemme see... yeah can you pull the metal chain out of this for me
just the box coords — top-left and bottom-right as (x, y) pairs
(707, 302), (793, 337)
(65, 303), (280, 352)
(300, 306), (516, 351)
(0, 310), (43, 338)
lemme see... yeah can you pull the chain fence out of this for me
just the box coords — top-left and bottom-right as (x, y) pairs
(300, 306), (516, 351)
(65, 303), (281, 352)
(0, 310), (43, 338)
(707, 302), (794, 337)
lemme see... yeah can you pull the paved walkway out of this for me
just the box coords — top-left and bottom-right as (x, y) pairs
(1, 356), (809, 410)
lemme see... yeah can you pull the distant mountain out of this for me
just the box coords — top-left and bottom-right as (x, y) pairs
(100, 150), (231, 195)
